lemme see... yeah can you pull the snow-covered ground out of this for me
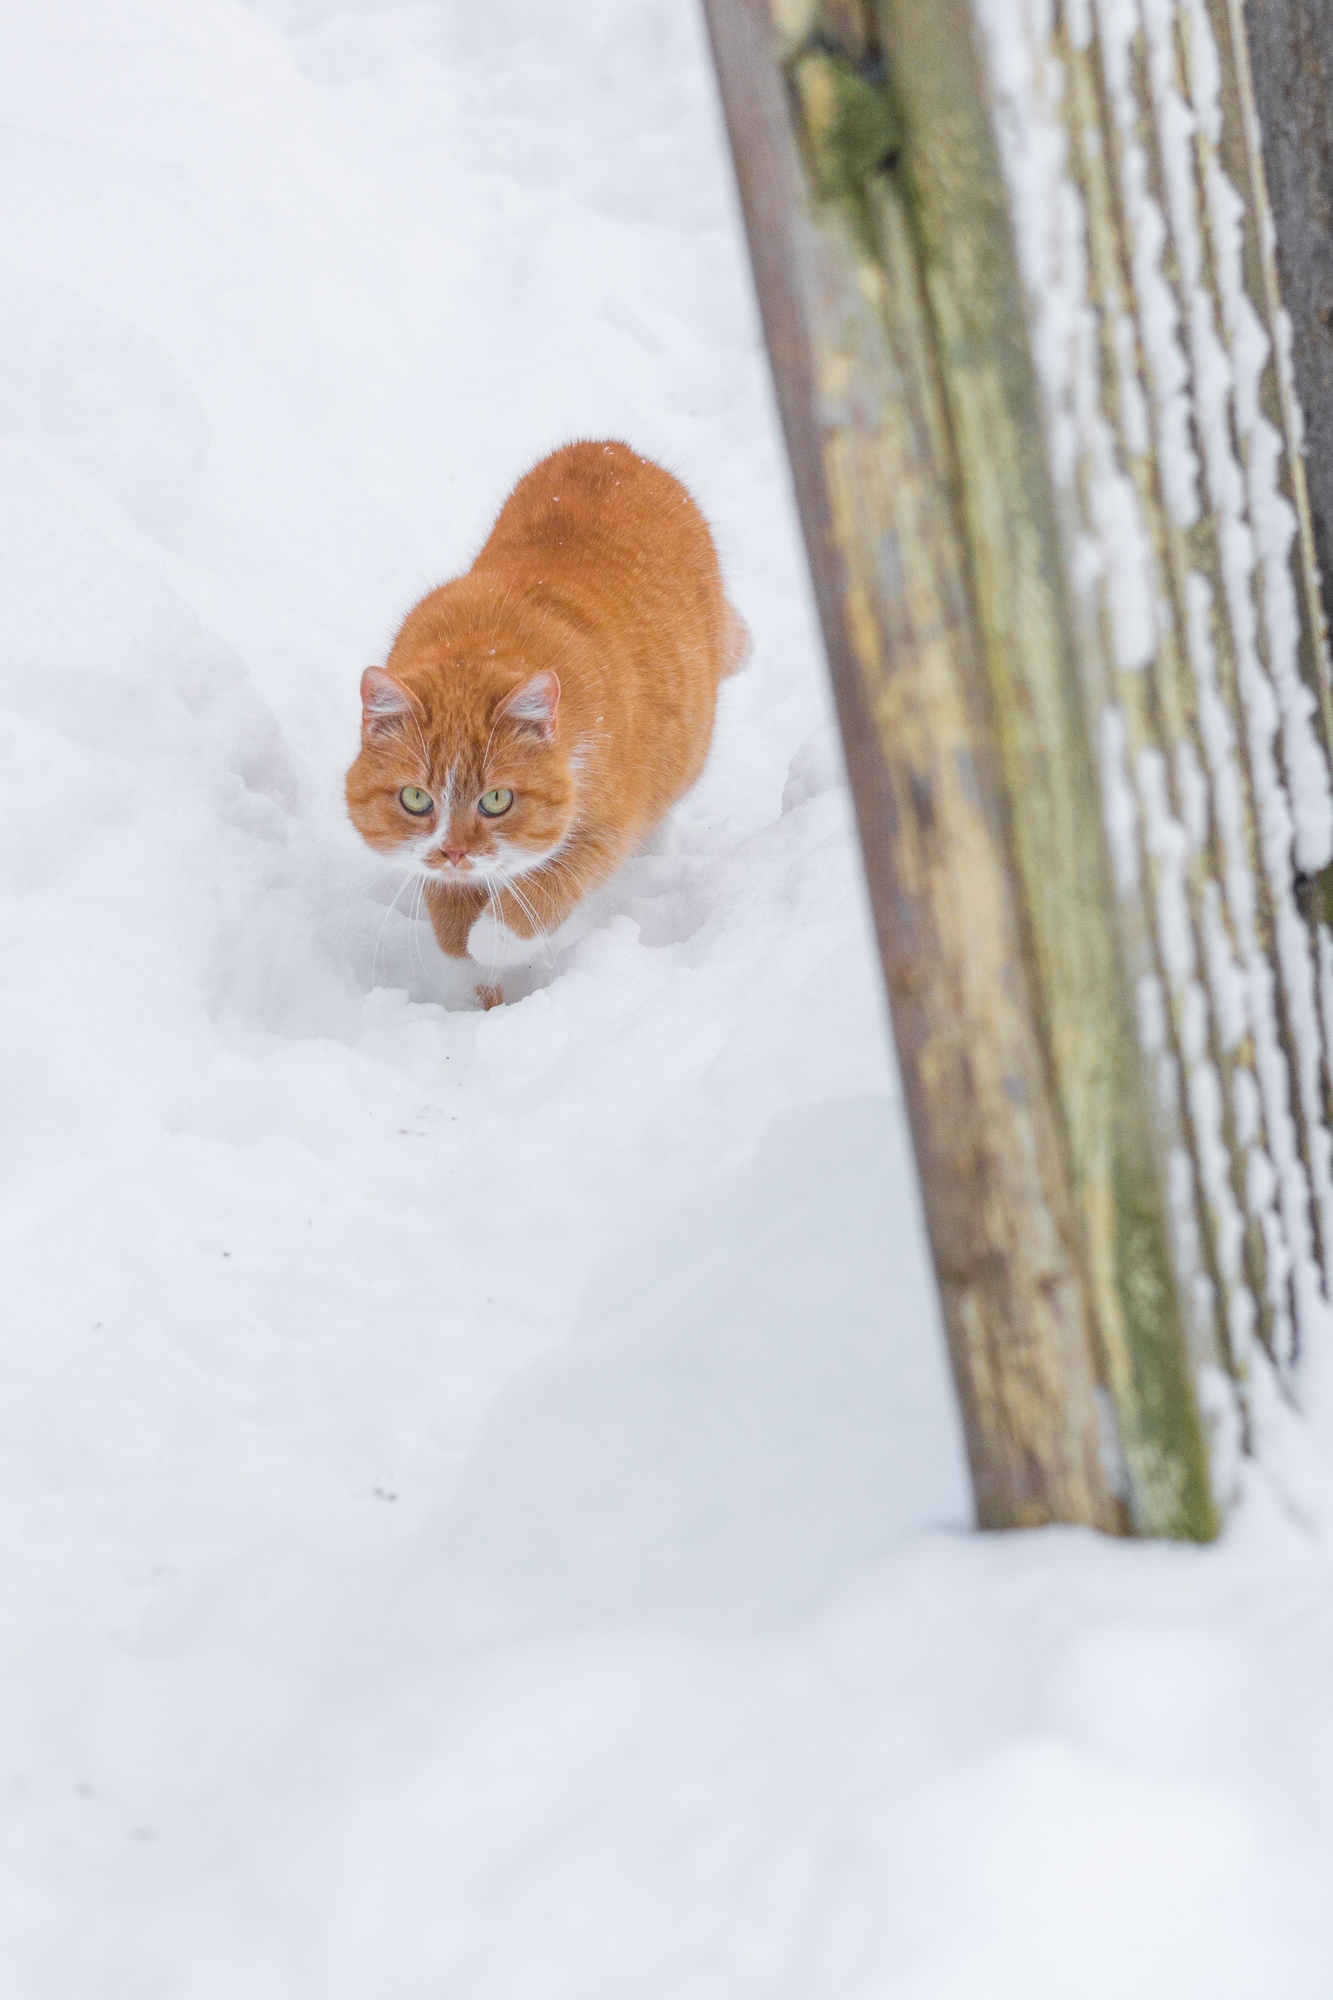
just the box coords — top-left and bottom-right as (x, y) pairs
(1, 2), (1332, 1992)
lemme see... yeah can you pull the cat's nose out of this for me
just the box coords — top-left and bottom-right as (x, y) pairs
(442, 846), (468, 868)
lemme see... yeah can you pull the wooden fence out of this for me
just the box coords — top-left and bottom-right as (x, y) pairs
(703, 0), (1333, 1536)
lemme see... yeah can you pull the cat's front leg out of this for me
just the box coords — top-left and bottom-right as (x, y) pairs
(424, 881), (487, 959)
(467, 843), (615, 981)
(465, 868), (573, 966)
(466, 866), (583, 970)
(465, 906), (546, 971)
(465, 905), (543, 1010)
(497, 842), (611, 939)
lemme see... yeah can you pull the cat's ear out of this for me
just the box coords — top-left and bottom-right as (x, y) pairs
(502, 671), (560, 742)
(360, 667), (414, 740)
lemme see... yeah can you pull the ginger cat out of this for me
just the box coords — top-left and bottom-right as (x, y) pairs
(346, 441), (749, 1004)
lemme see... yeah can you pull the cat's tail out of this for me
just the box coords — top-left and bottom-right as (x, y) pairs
(720, 599), (752, 677)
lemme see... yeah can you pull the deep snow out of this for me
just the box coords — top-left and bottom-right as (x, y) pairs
(2, 2), (1333, 1994)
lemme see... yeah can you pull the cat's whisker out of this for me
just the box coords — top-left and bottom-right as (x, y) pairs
(481, 878), (517, 998)
(372, 869), (415, 989)
(372, 873), (409, 985)
(501, 885), (540, 948)
(502, 875), (557, 975)
(541, 848), (595, 909)
(408, 878), (431, 991)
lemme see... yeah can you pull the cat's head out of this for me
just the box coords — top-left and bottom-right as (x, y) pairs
(345, 658), (577, 889)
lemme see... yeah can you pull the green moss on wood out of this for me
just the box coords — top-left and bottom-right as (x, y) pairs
(789, 46), (899, 206)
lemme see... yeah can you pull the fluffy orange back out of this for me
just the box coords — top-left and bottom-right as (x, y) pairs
(346, 440), (746, 973)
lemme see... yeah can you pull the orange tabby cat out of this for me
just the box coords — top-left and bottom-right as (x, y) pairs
(346, 440), (748, 1003)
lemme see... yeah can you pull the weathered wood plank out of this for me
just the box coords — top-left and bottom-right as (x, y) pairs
(876, 0), (1214, 1534)
(704, 0), (1193, 1532)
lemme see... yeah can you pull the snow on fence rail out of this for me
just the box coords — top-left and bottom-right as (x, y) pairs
(704, 0), (1333, 1538)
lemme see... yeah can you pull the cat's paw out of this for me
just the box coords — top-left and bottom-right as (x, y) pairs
(467, 909), (541, 969)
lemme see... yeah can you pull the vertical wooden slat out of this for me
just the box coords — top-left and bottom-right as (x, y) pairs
(875, 0), (1214, 1534)
(703, 0), (1215, 1532)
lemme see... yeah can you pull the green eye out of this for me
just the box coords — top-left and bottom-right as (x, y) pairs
(399, 786), (434, 816)
(478, 787), (514, 817)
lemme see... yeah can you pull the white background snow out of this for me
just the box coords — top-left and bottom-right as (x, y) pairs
(1, 1), (1332, 1992)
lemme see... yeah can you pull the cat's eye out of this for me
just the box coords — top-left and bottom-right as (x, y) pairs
(399, 785), (434, 816)
(478, 787), (514, 817)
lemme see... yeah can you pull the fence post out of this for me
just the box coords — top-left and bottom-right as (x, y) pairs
(703, 0), (1333, 1535)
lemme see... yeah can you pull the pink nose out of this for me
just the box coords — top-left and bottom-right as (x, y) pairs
(442, 847), (467, 868)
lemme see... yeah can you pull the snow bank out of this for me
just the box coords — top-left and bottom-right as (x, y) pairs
(0, 2), (1330, 1993)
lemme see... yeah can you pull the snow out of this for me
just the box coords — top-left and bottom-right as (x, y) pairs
(3, 1), (1333, 1992)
